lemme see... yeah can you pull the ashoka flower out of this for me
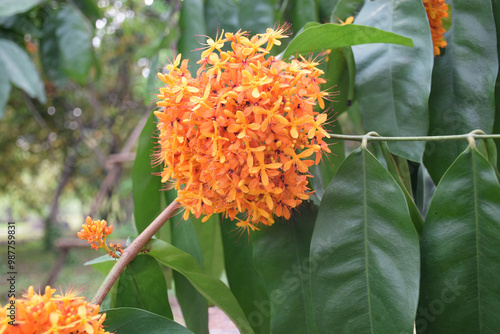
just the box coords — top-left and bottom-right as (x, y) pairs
(155, 26), (332, 232)
(0, 286), (111, 333)
(423, 0), (449, 55)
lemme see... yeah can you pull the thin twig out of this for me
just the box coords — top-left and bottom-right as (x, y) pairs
(330, 132), (500, 142)
(91, 200), (182, 305)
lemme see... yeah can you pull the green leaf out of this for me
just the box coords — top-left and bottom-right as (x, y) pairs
(104, 307), (194, 333)
(0, 0), (42, 17)
(220, 219), (270, 334)
(0, 39), (46, 103)
(192, 214), (224, 280)
(417, 148), (500, 333)
(205, 0), (239, 40)
(115, 255), (173, 319)
(424, 0), (498, 182)
(148, 239), (254, 334)
(40, 17), (67, 87)
(352, 0), (432, 162)
(492, 0), (500, 171)
(376, 141), (424, 236)
(253, 201), (319, 334)
(329, 0), (364, 23)
(0, 59), (11, 117)
(239, 0), (275, 34)
(283, 23), (413, 58)
(178, 0), (207, 74)
(310, 148), (420, 333)
(291, 0), (318, 32)
(56, 5), (93, 84)
(73, 0), (102, 20)
(168, 206), (209, 334)
(86, 255), (118, 310)
(132, 111), (163, 234)
(310, 122), (345, 201)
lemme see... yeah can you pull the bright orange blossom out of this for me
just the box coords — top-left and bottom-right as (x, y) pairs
(155, 26), (332, 232)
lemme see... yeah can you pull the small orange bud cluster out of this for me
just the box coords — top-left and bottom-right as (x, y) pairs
(422, 0), (449, 55)
(0, 286), (111, 333)
(155, 26), (331, 232)
(78, 217), (122, 258)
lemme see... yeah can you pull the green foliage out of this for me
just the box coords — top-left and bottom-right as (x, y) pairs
(418, 147), (500, 333)
(104, 308), (194, 333)
(311, 148), (420, 333)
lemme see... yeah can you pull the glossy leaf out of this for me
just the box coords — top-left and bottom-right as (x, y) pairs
(330, 0), (364, 22)
(291, 0), (318, 32)
(132, 111), (163, 234)
(310, 148), (420, 333)
(311, 123), (345, 201)
(104, 307), (194, 333)
(56, 5), (93, 84)
(220, 219), (270, 334)
(253, 201), (319, 334)
(239, 0), (274, 34)
(178, 0), (206, 73)
(353, 0), (432, 162)
(0, 39), (46, 103)
(192, 214), (224, 280)
(205, 0), (239, 40)
(283, 23), (413, 58)
(148, 239), (254, 334)
(493, 0), (500, 171)
(424, 0), (498, 182)
(0, 60), (11, 117)
(376, 141), (424, 236)
(0, 0), (42, 17)
(115, 255), (173, 319)
(169, 211), (209, 334)
(417, 148), (500, 333)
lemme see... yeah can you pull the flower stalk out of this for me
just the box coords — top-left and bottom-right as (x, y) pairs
(91, 200), (182, 305)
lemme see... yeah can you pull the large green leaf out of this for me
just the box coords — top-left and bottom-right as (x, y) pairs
(283, 23), (413, 58)
(104, 308), (194, 333)
(353, 0), (432, 162)
(220, 219), (270, 334)
(114, 255), (173, 319)
(0, 39), (46, 103)
(424, 0), (498, 182)
(168, 206), (209, 334)
(417, 148), (500, 333)
(178, 0), (207, 73)
(148, 239), (254, 334)
(492, 0), (500, 171)
(55, 5), (93, 84)
(310, 148), (420, 333)
(132, 111), (163, 234)
(239, 0), (275, 34)
(192, 214), (224, 280)
(0, 59), (11, 117)
(0, 0), (42, 17)
(205, 0), (239, 40)
(253, 201), (319, 334)
(329, 0), (364, 22)
(376, 142), (424, 236)
(291, 0), (318, 32)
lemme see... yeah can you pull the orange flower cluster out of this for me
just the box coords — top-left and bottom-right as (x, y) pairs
(155, 26), (331, 232)
(0, 286), (111, 334)
(78, 217), (122, 258)
(422, 0), (449, 55)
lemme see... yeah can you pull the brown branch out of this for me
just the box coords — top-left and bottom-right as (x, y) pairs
(91, 200), (182, 305)
(88, 110), (151, 217)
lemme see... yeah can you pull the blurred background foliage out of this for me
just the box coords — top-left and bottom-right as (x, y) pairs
(0, 0), (182, 244)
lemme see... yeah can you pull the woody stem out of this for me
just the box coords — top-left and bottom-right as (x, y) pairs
(91, 201), (182, 305)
